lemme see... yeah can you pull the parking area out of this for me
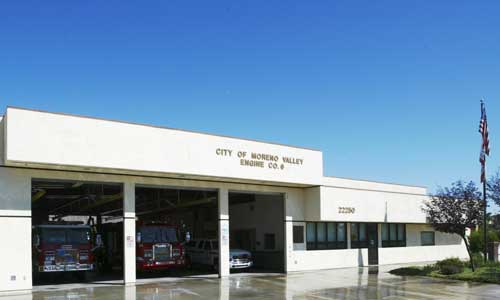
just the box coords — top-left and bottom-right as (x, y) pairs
(21, 265), (500, 300)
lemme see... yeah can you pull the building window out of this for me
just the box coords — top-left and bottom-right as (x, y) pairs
(264, 233), (275, 250)
(350, 223), (368, 248)
(421, 231), (435, 246)
(381, 223), (406, 247)
(293, 225), (304, 243)
(306, 222), (346, 250)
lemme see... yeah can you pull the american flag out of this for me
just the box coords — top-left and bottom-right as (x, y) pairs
(479, 100), (490, 183)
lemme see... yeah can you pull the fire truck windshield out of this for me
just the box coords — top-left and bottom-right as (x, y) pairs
(140, 226), (178, 243)
(40, 228), (91, 245)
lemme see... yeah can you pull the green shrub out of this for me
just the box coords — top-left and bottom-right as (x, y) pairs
(389, 267), (427, 276)
(422, 264), (437, 274)
(436, 258), (464, 275)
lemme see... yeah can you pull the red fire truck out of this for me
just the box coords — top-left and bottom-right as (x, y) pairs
(136, 223), (187, 272)
(32, 224), (95, 279)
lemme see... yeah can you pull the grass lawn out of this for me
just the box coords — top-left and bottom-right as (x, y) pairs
(390, 264), (500, 284)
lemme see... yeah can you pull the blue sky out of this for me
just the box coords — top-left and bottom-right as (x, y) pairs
(1, 1), (499, 210)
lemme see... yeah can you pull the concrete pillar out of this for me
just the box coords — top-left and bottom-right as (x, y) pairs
(123, 181), (136, 285)
(284, 218), (293, 273)
(283, 193), (292, 273)
(0, 168), (32, 293)
(218, 188), (230, 277)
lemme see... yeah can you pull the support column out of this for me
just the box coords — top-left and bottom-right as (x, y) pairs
(283, 193), (292, 273)
(0, 168), (32, 293)
(218, 188), (230, 277)
(123, 181), (136, 285)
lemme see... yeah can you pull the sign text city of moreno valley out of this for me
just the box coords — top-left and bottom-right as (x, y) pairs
(216, 148), (303, 170)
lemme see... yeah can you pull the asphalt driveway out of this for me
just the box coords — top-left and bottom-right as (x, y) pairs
(15, 265), (500, 300)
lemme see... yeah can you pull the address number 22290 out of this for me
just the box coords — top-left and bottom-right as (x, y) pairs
(338, 207), (355, 214)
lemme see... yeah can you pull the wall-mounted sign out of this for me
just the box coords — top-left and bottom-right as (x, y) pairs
(215, 148), (304, 171)
(338, 207), (355, 214)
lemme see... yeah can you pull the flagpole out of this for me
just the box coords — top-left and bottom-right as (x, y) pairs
(480, 99), (488, 263)
(483, 174), (487, 263)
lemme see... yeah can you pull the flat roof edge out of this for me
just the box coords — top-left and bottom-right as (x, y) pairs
(323, 175), (427, 190)
(6, 106), (322, 152)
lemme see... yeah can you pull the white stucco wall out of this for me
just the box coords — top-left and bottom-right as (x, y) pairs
(406, 224), (463, 247)
(4, 107), (323, 186)
(379, 224), (467, 265)
(289, 248), (370, 272)
(0, 168), (32, 293)
(304, 187), (320, 221)
(285, 189), (306, 221)
(304, 178), (428, 223)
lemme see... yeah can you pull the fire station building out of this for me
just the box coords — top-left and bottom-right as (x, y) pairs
(0, 107), (468, 294)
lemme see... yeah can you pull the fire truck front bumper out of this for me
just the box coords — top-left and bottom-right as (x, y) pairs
(39, 263), (94, 272)
(137, 258), (186, 271)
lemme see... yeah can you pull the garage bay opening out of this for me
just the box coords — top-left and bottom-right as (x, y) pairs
(229, 192), (285, 273)
(31, 179), (124, 285)
(135, 186), (219, 278)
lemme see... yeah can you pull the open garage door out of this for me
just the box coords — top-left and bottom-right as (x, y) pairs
(135, 186), (219, 278)
(31, 179), (124, 285)
(229, 192), (285, 273)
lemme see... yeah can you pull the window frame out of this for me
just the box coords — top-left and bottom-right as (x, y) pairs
(381, 223), (407, 247)
(293, 225), (305, 244)
(350, 223), (369, 248)
(421, 231), (435, 246)
(306, 222), (347, 250)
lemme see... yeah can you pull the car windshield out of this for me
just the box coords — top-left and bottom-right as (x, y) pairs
(140, 226), (178, 243)
(40, 228), (90, 244)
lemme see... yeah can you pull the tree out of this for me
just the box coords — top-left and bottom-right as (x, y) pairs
(469, 229), (500, 253)
(423, 181), (484, 271)
(488, 170), (500, 207)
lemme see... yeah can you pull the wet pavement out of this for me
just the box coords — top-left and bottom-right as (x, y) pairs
(9, 265), (500, 300)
